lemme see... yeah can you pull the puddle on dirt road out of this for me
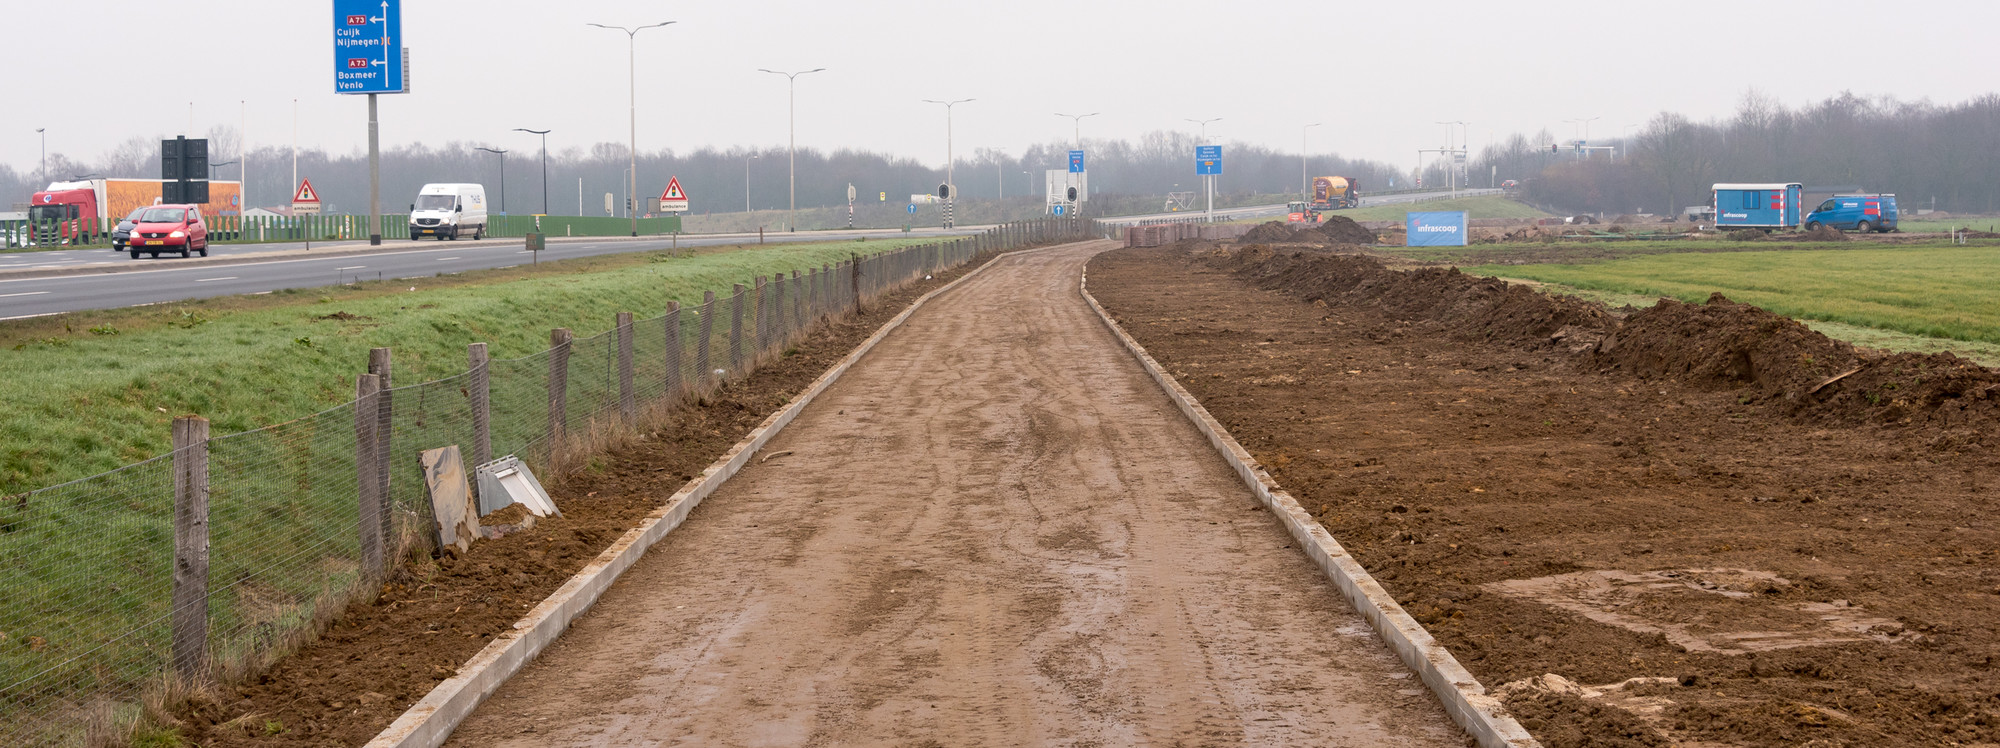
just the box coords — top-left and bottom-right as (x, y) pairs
(1483, 568), (1918, 654)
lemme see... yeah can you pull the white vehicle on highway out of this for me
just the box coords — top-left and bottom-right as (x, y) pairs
(408, 183), (488, 240)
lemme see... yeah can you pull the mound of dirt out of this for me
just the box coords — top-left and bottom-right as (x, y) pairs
(1216, 247), (1613, 349)
(1594, 294), (2000, 427)
(1799, 225), (1849, 242)
(1312, 215), (1377, 245)
(1727, 229), (1769, 242)
(1238, 221), (1301, 244)
(1204, 244), (2000, 430)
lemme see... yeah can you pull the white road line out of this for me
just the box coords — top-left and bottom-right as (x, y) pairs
(436, 257), (461, 261)
(0, 312), (62, 321)
(336, 265), (368, 270)
(195, 276), (238, 282)
(0, 291), (50, 298)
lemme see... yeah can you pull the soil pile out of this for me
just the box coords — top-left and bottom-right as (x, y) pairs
(1799, 225), (1849, 242)
(1239, 221), (1302, 243)
(1217, 247), (1612, 348)
(1206, 245), (2000, 430)
(1596, 294), (2000, 427)
(1314, 215), (1378, 245)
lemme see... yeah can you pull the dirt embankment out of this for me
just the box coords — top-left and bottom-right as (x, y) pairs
(167, 250), (1013, 747)
(1086, 244), (2000, 747)
(1235, 216), (1379, 246)
(1216, 245), (2000, 431)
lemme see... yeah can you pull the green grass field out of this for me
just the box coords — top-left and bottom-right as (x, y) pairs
(0, 237), (935, 496)
(1467, 245), (2000, 346)
(1890, 217), (2000, 234)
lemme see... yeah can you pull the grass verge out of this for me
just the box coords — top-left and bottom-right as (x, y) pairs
(1470, 245), (2000, 362)
(1338, 195), (1551, 223)
(0, 236), (935, 496)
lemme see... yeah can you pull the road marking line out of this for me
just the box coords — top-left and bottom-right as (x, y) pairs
(336, 265), (368, 270)
(436, 257), (461, 261)
(0, 312), (61, 321)
(195, 276), (238, 282)
(0, 291), (50, 298)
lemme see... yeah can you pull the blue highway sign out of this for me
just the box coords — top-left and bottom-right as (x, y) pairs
(334, 0), (403, 94)
(907, 204), (918, 214)
(1068, 150), (1085, 174)
(1195, 145), (1222, 175)
(1052, 204), (1067, 216)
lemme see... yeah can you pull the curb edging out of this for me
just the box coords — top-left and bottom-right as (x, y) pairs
(365, 241), (1071, 748)
(1078, 265), (1540, 748)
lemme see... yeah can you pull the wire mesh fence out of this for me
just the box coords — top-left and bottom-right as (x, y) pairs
(0, 218), (1097, 744)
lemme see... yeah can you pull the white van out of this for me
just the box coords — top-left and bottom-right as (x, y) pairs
(409, 183), (488, 240)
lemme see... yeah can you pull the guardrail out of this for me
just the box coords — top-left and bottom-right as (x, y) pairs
(0, 218), (1100, 744)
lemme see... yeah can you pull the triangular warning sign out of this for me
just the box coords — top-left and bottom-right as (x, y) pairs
(660, 177), (686, 202)
(293, 178), (321, 204)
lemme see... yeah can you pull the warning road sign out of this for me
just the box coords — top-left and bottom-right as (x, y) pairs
(292, 178), (322, 215)
(659, 176), (689, 213)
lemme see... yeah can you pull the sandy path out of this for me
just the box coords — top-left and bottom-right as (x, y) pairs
(445, 241), (1461, 747)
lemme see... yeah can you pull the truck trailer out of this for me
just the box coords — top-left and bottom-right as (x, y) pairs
(1310, 176), (1361, 211)
(26, 178), (243, 245)
(1712, 182), (1803, 230)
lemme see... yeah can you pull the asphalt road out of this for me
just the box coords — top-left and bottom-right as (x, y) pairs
(0, 226), (981, 320)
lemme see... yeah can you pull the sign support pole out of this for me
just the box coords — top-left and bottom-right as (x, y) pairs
(368, 93), (380, 245)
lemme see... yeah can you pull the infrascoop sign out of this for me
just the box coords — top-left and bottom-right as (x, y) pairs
(1406, 211), (1469, 247)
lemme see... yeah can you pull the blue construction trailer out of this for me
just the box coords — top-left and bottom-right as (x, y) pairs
(1713, 183), (1804, 229)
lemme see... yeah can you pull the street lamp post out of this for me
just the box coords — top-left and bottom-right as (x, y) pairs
(1054, 112), (1099, 149)
(35, 128), (45, 184)
(514, 128), (551, 215)
(588, 20), (676, 236)
(476, 147), (508, 214)
(1302, 123), (1321, 197)
(922, 98), (974, 228)
(1436, 120), (1469, 198)
(1185, 118), (1221, 221)
(208, 160), (237, 180)
(758, 67), (825, 233)
(744, 153), (758, 213)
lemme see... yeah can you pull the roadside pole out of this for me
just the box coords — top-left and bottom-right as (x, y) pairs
(368, 93), (380, 245)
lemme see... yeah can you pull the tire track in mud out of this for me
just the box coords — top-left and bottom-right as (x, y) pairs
(444, 241), (1463, 747)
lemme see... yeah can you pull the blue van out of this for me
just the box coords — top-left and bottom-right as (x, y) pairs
(1805, 194), (1898, 233)
(1713, 183), (1804, 229)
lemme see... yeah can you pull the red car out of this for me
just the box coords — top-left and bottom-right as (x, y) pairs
(127, 204), (209, 259)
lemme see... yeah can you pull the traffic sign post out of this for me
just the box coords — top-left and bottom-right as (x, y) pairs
(1195, 145), (1223, 222)
(292, 178), (322, 215)
(658, 176), (690, 213)
(334, 0), (405, 245)
(1068, 150), (1085, 173)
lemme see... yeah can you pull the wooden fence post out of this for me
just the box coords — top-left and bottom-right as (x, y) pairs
(850, 254), (863, 312)
(664, 301), (682, 398)
(791, 269), (805, 335)
(696, 290), (715, 388)
(771, 273), (788, 347)
(355, 373), (384, 580)
(367, 347), (392, 552)
(548, 328), (572, 459)
(729, 283), (747, 374)
(171, 415), (211, 682)
(468, 343), (490, 468)
(616, 312), (636, 423)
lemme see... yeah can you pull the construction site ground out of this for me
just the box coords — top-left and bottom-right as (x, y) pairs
(440, 241), (1463, 746)
(1084, 243), (2000, 747)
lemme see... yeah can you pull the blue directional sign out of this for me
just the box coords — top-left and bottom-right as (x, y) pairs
(333, 0), (403, 94)
(906, 204), (918, 215)
(1068, 150), (1085, 174)
(1052, 204), (1068, 216)
(1195, 145), (1222, 175)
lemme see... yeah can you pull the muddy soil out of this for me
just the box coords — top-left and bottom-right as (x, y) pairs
(1086, 244), (2000, 747)
(170, 248), (1025, 747)
(442, 242), (1461, 746)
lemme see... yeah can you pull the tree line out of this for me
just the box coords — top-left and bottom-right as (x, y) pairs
(4, 130), (1404, 220)
(1463, 92), (2000, 216)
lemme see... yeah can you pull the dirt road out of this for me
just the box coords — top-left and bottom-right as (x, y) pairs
(444, 241), (1463, 746)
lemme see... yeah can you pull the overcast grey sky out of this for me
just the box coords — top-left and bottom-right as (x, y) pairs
(7, 0), (1997, 181)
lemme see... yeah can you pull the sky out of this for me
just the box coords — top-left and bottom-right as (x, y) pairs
(6, 0), (1997, 182)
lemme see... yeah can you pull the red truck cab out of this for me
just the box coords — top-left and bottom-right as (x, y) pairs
(27, 187), (101, 245)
